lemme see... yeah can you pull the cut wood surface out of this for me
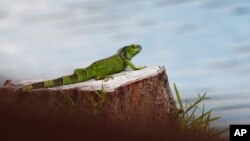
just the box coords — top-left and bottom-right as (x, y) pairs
(0, 66), (176, 123)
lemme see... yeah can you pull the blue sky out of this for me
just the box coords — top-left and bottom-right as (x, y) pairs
(1, 0), (250, 96)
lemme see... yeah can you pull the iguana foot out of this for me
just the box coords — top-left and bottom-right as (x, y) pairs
(139, 66), (147, 70)
(103, 76), (114, 82)
(134, 66), (147, 70)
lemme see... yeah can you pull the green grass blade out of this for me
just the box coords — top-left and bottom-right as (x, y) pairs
(174, 83), (183, 109)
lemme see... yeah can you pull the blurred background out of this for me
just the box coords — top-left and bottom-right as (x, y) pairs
(0, 0), (250, 132)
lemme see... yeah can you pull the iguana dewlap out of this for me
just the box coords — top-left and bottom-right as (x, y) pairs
(21, 44), (145, 92)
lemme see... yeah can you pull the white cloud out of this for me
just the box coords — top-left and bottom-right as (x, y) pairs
(0, 42), (21, 56)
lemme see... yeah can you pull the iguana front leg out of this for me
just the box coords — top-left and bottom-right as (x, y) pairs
(124, 60), (146, 70)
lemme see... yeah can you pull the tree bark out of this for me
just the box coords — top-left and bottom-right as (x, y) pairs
(0, 66), (175, 123)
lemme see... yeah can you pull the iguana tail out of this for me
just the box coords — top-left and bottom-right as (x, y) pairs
(20, 68), (95, 92)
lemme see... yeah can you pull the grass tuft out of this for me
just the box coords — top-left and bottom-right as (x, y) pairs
(173, 83), (228, 139)
(85, 84), (107, 116)
(60, 90), (78, 115)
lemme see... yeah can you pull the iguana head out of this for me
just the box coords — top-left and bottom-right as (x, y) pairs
(118, 44), (142, 60)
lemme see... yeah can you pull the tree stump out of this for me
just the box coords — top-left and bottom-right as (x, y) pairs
(0, 66), (175, 123)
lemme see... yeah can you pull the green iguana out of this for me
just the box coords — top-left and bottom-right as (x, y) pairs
(20, 44), (146, 92)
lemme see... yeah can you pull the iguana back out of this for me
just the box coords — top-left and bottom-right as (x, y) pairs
(21, 44), (145, 92)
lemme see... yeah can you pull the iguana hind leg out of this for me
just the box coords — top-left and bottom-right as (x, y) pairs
(94, 74), (106, 80)
(95, 75), (113, 82)
(103, 75), (114, 82)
